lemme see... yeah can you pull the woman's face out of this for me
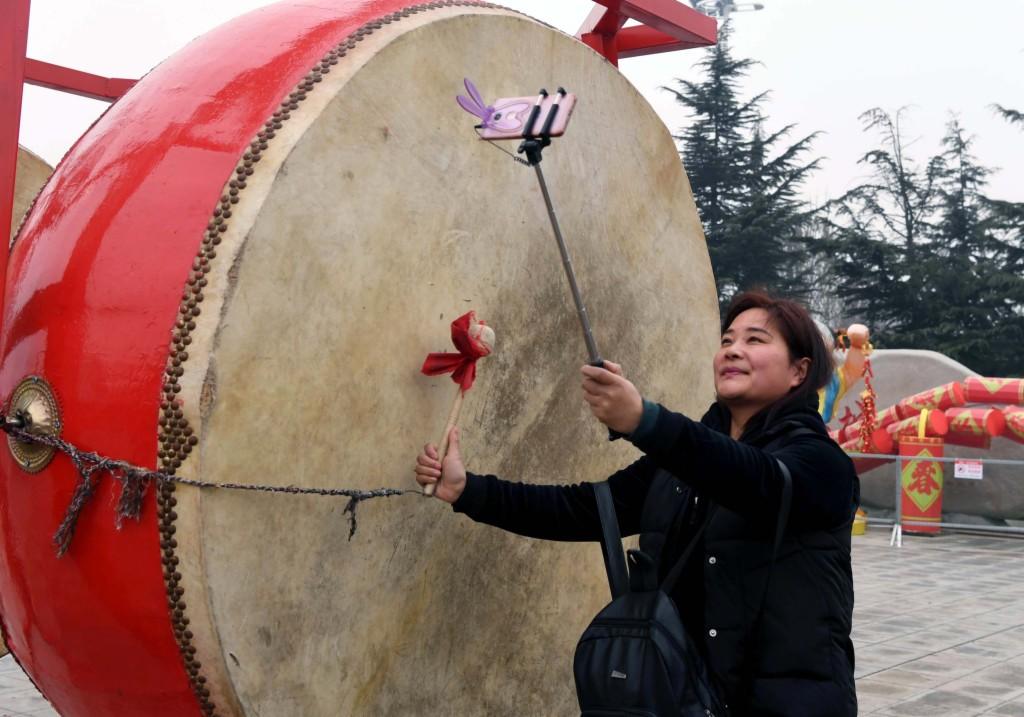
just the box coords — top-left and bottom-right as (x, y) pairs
(713, 308), (809, 411)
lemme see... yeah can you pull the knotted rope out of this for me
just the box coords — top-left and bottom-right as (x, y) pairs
(1, 423), (416, 557)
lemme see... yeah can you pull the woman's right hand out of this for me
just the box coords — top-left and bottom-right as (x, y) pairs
(414, 426), (467, 504)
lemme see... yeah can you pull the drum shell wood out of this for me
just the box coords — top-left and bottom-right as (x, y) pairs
(0, 2), (720, 715)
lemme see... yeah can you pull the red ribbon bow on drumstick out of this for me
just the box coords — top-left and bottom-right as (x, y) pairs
(419, 311), (495, 497)
(421, 311), (493, 390)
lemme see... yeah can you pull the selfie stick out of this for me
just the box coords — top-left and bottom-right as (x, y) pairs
(518, 88), (603, 368)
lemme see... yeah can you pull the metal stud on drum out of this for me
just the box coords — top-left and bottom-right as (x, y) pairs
(6, 376), (61, 473)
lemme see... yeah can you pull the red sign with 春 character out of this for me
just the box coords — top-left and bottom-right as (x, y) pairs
(899, 437), (944, 534)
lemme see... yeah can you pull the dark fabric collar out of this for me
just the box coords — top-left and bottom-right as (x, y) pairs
(699, 401), (731, 433)
(699, 396), (826, 445)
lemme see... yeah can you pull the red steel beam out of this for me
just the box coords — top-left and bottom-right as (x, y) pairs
(578, 1), (629, 36)
(615, 25), (713, 58)
(2, 0), (31, 288)
(578, 1), (629, 65)
(613, 0), (716, 44)
(578, 33), (618, 62)
(578, 0), (716, 65)
(3, 0), (137, 333)
(24, 58), (136, 102)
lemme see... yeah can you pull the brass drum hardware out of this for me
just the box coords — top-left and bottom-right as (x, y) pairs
(6, 376), (62, 473)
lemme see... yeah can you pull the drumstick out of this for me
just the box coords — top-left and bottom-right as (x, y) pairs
(424, 389), (465, 497)
(424, 321), (495, 497)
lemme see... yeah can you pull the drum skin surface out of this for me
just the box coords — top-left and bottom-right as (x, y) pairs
(9, 147), (52, 243)
(0, 2), (719, 716)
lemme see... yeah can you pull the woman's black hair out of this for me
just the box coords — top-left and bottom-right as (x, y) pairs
(720, 290), (834, 436)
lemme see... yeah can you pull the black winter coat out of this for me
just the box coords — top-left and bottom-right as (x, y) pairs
(453, 399), (859, 716)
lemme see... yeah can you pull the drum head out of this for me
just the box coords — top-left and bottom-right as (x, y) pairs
(10, 146), (52, 243)
(169, 6), (719, 714)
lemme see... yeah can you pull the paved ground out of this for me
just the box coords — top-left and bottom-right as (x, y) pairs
(853, 527), (1024, 716)
(0, 655), (55, 717)
(0, 526), (1022, 716)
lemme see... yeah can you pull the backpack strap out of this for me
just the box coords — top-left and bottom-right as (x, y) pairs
(736, 456), (794, 704)
(765, 457), (793, 590)
(751, 425), (812, 620)
(593, 481), (630, 600)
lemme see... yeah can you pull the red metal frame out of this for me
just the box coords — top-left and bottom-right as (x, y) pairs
(1, 0), (31, 273)
(24, 59), (136, 102)
(578, 0), (717, 64)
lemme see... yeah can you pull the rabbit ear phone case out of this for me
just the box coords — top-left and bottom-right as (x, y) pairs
(455, 78), (601, 369)
(456, 78), (576, 141)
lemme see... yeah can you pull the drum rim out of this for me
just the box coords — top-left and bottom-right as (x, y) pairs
(154, 3), (543, 715)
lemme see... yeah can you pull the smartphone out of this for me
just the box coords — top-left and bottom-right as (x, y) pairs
(477, 92), (577, 141)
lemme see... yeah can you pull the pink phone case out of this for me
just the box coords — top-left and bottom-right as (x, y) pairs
(477, 93), (577, 141)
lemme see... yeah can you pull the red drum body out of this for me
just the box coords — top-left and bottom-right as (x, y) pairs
(1, 7), (380, 714)
(0, 2), (720, 716)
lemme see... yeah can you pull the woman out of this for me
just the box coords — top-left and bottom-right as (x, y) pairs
(415, 291), (859, 716)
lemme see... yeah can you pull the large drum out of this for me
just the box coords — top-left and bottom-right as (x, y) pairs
(0, 2), (719, 715)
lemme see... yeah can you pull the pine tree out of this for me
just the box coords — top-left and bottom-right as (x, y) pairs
(824, 108), (938, 334)
(912, 121), (997, 355)
(993, 104), (1024, 128)
(664, 24), (821, 309)
(983, 106), (1024, 375)
(923, 120), (1024, 375)
(827, 112), (1024, 376)
(735, 122), (822, 300)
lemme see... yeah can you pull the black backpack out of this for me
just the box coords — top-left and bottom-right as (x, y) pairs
(573, 461), (793, 717)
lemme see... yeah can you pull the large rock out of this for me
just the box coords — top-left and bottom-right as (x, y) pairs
(831, 349), (1024, 519)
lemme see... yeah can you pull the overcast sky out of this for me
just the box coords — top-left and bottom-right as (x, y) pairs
(19, 0), (1024, 204)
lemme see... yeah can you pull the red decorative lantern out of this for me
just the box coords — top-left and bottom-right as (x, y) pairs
(895, 381), (966, 417)
(944, 407), (1005, 441)
(837, 404), (902, 444)
(963, 377), (1024, 405)
(1003, 407), (1024, 445)
(886, 409), (949, 439)
(841, 427), (894, 473)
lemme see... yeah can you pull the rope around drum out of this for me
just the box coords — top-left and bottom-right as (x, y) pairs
(1, 423), (419, 557)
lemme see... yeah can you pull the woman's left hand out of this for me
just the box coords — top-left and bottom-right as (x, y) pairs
(581, 361), (643, 435)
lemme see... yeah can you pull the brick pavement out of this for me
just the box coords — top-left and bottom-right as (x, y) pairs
(0, 654), (55, 717)
(0, 526), (1022, 716)
(852, 528), (1024, 715)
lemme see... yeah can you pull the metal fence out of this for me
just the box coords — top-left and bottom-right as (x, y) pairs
(846, 451), (1024, 547)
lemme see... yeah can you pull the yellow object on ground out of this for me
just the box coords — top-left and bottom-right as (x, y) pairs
(852, 509), (868, 536)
